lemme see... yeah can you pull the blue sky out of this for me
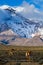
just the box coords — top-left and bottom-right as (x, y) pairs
(0, 0), (23, 6)
(0, 0), (43, 10)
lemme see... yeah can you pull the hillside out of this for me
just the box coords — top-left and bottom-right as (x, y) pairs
(0, 35), (43, 46)
(0, 29), (18, 36)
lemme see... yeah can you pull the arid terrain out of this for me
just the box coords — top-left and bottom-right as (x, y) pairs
(0, 35), (43, 46)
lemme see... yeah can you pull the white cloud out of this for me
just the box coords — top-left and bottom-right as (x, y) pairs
(15, 1), (43, 21)
(15, 7), (24, 12)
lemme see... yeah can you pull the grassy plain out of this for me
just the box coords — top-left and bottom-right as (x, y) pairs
(0, 44), (43, 65)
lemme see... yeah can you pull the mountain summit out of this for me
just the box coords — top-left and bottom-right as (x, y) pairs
(0, 5), (43, 38)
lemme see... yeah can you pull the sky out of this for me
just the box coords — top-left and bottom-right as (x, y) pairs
(0, 0), (43, 20)
(0, 0), (43, 10)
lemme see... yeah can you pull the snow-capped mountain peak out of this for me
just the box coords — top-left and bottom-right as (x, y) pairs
(0, 5), (43, 38)
(0, 5), (10, 9)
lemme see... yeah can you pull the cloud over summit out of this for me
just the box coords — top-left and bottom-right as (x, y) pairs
(16, 1), (43, 21)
